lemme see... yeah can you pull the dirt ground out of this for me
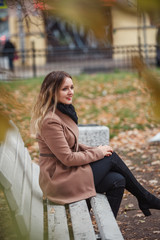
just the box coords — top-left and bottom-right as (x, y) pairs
(116, 144), (160, 240)
(118, 197), (160, 240)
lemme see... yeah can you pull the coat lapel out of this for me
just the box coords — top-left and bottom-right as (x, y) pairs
(55, 109), (79, 141)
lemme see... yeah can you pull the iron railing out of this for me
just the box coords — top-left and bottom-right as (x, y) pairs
(0, 44), (157, 80)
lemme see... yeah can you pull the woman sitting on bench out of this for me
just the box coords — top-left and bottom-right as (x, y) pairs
(31, 70), (160, 218)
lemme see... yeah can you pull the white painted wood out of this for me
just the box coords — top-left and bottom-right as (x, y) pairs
(5, 135), (25, 211)
(47, 202), (70, 240)
(30, 162), (44, 240)
(69, 200), (96, 240)
(15, 148), (32, 236)
(78, 125), (109, 146)
(0, 122), (44, 239)
(0, 126), (18, 189)
(0, 142), (13, 189)
(91, 194), (124, 240)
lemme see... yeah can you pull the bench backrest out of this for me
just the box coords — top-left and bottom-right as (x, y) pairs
(0, 121), (43, 240)
(78, 125), (109, 146)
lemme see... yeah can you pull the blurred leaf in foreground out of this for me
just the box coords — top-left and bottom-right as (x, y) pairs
(0, 85), (23, 143)
(45, 0), (109, 39)
(133, 56), (160, 120)
(137, 0), (160, 26)
(0, 113), (12, 143)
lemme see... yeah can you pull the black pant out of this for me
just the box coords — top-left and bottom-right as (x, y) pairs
(89, 152), (160, 218)
(90, 152), (126, 218)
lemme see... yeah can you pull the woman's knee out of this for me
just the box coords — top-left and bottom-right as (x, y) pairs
(96, 172), (126, 193)
(114, 173), (126, 188)
(107, 172), (126, 189)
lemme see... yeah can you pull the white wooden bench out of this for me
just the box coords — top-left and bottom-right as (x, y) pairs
(0, 121), (124, 240)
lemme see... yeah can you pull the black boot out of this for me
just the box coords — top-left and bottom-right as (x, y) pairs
(107, 187), (125, 218)
(138, 193), (160, 216)
(111, 152), (160, 216)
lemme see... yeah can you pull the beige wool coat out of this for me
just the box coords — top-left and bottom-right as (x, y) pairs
(37, 109), (104, 204)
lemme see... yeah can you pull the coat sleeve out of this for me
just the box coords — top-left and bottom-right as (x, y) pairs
(78, 143), (94, 151)
(41, 118), (104, 167)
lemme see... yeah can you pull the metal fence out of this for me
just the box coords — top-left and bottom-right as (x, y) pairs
(0, 44), (157, 80)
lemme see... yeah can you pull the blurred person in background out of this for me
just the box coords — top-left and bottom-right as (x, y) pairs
(2, 38), (16, 72)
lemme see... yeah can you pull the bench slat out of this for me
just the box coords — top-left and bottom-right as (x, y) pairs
(0, 127), (19, 189)
(5, 136), (26, 211)
(91, 194), (124, 240)
(15, 148), (32, 236)
(47, 203), (70, 240)
(30, 162), (44, 240)
(69, 200), (96, 240)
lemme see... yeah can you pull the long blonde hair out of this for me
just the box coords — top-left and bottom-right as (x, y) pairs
(31, 71), (72, 134)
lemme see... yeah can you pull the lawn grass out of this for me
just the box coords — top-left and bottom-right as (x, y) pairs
(0, 71), (159, 159)
(73, 71), (158, 138)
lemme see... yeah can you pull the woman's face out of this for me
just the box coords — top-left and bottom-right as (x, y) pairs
(57, 77), (74, 104)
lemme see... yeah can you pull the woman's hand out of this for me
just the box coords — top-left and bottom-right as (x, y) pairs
(97, 145), (113, 157)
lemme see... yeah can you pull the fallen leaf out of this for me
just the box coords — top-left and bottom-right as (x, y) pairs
(50, 208), (55, 214)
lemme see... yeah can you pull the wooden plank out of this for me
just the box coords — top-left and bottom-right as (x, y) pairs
(5, 134), (26, 211)
(47, 202), (70, 240)
(0, 126), (19, 189)
(69, 200), (96, 240)
(30, 162), (44, 240)
(90, 194), (124, 240)
(15, 148), (32, 236)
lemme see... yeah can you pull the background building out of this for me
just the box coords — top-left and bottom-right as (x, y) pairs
(0, 1), (158, 78)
